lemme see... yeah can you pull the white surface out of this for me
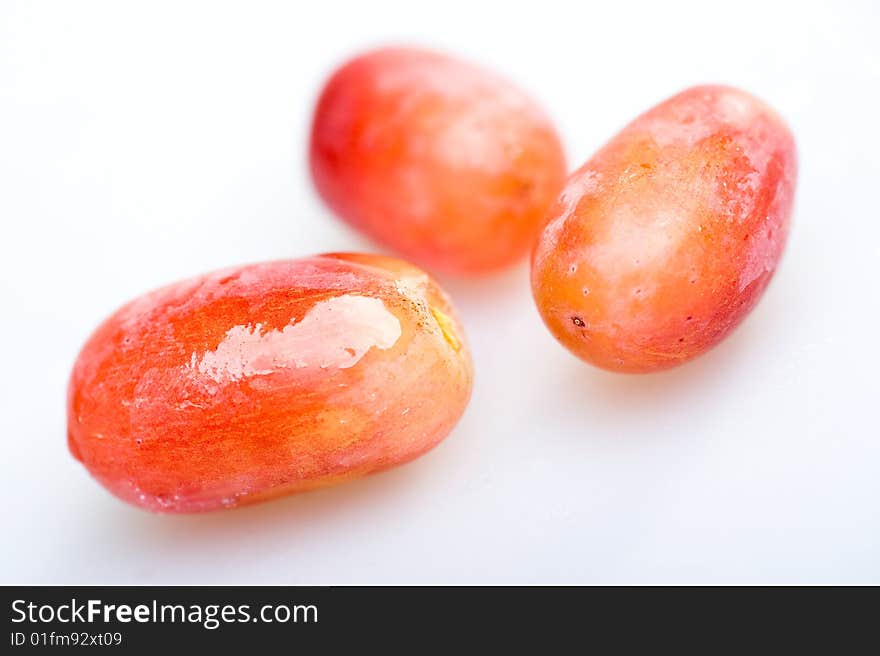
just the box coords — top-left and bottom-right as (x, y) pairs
(1, 0), (878, 584)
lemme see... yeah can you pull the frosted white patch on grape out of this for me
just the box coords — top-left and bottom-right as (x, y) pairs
(193, 295), (401, 381)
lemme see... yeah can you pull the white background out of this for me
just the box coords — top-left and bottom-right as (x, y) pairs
(1, 0), (878, 584)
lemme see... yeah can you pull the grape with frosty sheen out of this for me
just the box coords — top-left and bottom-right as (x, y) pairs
(531, 85), (797, 373)
(310, 47), (566, 275)
(67, 254), (473, 512)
